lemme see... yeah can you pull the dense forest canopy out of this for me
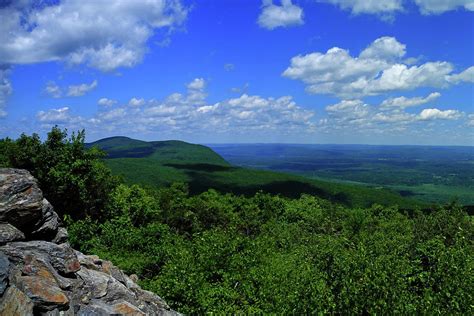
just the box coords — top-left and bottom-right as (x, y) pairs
(0, 128), (118, 219)
(1, 128), (472, 314)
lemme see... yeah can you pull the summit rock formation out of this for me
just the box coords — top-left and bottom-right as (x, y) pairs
(0, 168), (177, 315)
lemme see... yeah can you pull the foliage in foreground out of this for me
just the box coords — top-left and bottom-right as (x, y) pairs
(68, 184), (474, 314)
(0, 127), (118, 219)
(1, 128), (472, 314)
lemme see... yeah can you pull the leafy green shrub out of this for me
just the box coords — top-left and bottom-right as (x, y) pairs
(70, 186), (473, 314)
(0, 127), (118, 219)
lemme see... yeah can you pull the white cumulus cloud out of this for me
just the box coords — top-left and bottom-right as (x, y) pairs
(258, 0), (304, 30)
(418, 108), (463, 120)
(187, 78), (206, 90)
(326, 100), (370, 118)
(129, 98), (146, 107)
(283, 36), (472, 98)
(321, 0), (404, 15)
(414, 0), (474, 15)
(320, 92), (465, 133)
(67, 80), (98, 97)
(0, 0), (187, 117)
(186, 78), (207, 104)
(37, 107), (74, 123)
(35, 78), (317, 137)
(447, 66), (474, 84)
(359, 36), (406, 61)
(98, 98), (117, 107)
(380, 92), (441, 110)
(0, 0), (188, 71)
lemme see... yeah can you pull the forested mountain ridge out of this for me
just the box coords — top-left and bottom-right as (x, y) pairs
(88, 136), (423, 209)
(87, 136), (229, 165)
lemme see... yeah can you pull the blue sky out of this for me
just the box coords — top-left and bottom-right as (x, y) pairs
(0, 0), (473, 145)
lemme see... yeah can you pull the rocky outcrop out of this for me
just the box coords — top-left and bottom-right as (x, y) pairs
(0, 168), (178, 315)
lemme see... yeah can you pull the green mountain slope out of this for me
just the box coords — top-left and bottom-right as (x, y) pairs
(147, 140), (229, 165)
(88, 137), (423, 209)
(87, 136), (155, 158)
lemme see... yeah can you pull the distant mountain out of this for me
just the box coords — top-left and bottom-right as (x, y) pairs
(88, 137), (423, 209)
(87, 136), (154, 158)
(88, 136), (228, 164)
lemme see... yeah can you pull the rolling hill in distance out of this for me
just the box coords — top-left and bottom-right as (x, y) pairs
(87, 136), (426, 209)
(88, 136), (228, 163)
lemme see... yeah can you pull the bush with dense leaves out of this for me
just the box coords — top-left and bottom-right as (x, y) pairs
(68, 187), (473, 314)
(0, 127), (118, 219)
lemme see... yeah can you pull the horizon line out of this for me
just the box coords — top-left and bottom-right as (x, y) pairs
(84, 135), (474, 148)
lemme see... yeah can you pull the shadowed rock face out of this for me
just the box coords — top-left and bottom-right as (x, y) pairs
(0, 169), (44, 232)
(0, 168), (178, 315)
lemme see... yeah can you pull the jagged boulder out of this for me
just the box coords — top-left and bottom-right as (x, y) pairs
(0, 169), (45, 232)
(0, 169), (178, 315)
(0, 223), (25, 244)
(0, 285), (34, 315)
(31, 199), (61, 240)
